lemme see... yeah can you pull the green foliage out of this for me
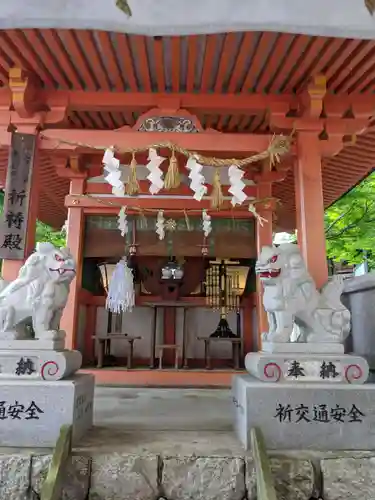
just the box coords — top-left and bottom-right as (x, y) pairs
(0, 190), (66, 249)
(325, 171), (375, 269)
(35, 222), (66, 248)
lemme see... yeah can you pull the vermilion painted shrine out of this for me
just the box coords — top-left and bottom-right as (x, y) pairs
(0, 29), (374, 386)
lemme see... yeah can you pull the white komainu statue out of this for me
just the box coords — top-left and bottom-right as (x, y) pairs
(255, 243), (351, 344)
(0, 242), (76, 340)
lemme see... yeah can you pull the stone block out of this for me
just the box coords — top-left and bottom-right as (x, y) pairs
(322, 457), (375, 499)
(245, 352), (369, 384)
(162, 456), (245, 500)
(0, 348), (82, 380)
(0, 338), (65, 351)
(89, 453), (158, 500)
(0, 373), (94, 447)
(233, 374), (375, 450)
(31, 454), (91, 500)
(262, 342), (344, 354)
(0, 453), (31, 500)
(246, 456), (314, 500)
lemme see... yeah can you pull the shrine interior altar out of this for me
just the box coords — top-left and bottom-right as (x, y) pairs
(80, 213), (257, 372)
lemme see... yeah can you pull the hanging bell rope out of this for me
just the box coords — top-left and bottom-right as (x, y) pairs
(164, 149), (181, 190)
(125, 152), (140, 195)
(210, 169), (224, 209)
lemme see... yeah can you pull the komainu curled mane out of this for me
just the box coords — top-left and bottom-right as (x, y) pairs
(255, 243), (351, 343)
(0, 242), (76, 340)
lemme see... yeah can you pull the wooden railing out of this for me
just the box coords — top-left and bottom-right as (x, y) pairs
(250, 427), (277, 500)
(40, 425), (72, 500)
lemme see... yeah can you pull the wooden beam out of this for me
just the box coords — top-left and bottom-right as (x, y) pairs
(66, 91), (297, 114)
(0, 87), (374, 119)
(86, 181), (258, 198)
(41, 129), (272, 153)
(270, 116), (369, 135)
(0, 87), (296, 114)
(62, 91), (375, 117)
(65, 194), (274, 215)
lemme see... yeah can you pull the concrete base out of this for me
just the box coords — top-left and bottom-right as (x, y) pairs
(245, 352), (369, 384)
(0, 373), (94, 447)
(232, 374), (375, 450)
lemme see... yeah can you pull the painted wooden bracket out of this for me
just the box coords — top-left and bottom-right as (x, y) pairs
(8, 67), (68, 127)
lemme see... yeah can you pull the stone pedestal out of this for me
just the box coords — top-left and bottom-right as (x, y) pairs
(0, 336), (82, 381)
(0, 348), (82, 381)
(232, 374), (375, 450)
(262, 341), (344, 354)
(245, 351), (369, 384)
(0, 373), (94, 447)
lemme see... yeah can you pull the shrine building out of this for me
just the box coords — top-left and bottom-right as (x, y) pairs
(0, 1), (374, 386)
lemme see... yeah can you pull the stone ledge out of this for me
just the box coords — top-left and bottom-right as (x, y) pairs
(2, 450), (375, 500)
(0, 454), (30, 500)
(31, 454), (91, 500)
(162, 456), (245, 500)
(322, 457), (375, 500)
(89, 453), (159, 500)
(246, 457), (314, 500)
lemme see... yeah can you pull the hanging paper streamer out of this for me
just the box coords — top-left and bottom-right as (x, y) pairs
(185, 157), (207, 201)
(117, 207), (128, 236)
(156, 210), (165, 240)
(106, 258), (135, 313)
(228, 165), (247, 206)
(125, 153), (140, 195)
(103, 148), (125, 196)
(146, 148), (165, 194)
(164, 149), (181, 190)
(211, 169), (224, 209)
(249, 203), (268, 226)
(202, 209), (212, 237)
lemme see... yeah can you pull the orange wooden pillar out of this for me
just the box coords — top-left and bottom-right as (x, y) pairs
(1, 134), (40, 281)
(255, 180), (273, 350)
(60, 177), (85, 350)
(294, 132), (328, 289)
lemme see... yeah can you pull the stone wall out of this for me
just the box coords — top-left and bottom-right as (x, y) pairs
(1, 450), (375, 499)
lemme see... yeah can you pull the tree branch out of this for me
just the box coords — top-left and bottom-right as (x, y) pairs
(325, 205), (356, 234)
(326, 203), (375, 239)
